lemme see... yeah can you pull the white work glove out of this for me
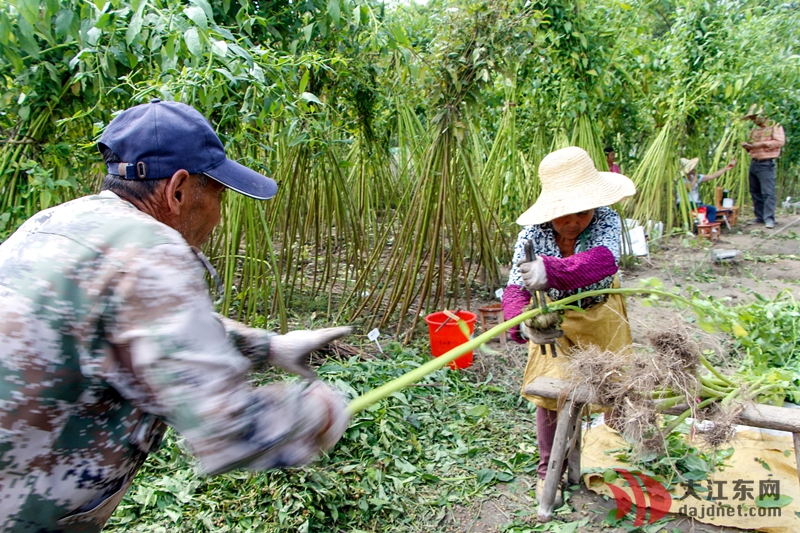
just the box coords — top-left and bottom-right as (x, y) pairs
(304, 381), (351, 451)
(521, 322), (564, 345)
(518, 258), (549, 292)
(268, 326), (352, 380)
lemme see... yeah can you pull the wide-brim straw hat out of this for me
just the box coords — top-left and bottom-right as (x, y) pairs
(516, 146), (636, 226)
(742, 104), (763, 119)
(680, 157), (699, 175)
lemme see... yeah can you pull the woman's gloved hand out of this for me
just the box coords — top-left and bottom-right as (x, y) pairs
(518, 258), (549, 292)
(522, 308), (563, 345)
(521, 322), (564, 344)
(268, 326), (352, 379)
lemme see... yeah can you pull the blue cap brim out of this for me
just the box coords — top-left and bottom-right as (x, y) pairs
(204, 158), (278, 200)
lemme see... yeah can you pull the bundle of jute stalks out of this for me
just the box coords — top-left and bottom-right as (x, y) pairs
(560, 326), (765, 458)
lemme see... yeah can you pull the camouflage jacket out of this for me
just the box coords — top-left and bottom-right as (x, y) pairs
(0, 192), (329, 532)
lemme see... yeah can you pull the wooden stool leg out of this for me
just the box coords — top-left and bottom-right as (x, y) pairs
(498, 312), (507, 347)
(538, 398), (582, 522)
(479, 312), (488, 333)
(793, 432), (800, 489)
(478, 309), (507, 346)
(567, 408), (583, 486)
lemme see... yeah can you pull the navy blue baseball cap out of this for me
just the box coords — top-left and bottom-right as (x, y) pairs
(98, 99), (277, 200)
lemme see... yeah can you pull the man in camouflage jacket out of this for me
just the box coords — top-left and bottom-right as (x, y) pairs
(0, 100), (351, 531)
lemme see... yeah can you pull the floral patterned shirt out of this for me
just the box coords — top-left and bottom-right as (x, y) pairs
(507, 206), (623, 306)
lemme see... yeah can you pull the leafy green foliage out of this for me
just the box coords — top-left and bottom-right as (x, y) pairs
(684, 288), (800, 404)
(106, 342), (539, 531)
(637, 278), (800, 405)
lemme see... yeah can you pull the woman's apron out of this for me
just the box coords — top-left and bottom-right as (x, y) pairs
(520, 274), (632, 410)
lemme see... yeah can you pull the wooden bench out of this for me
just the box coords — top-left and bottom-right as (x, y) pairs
(523, 376), (800, 522)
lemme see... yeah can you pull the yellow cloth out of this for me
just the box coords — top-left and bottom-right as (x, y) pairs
(521, 276), (633, 410)
(582, 424), (800, 532)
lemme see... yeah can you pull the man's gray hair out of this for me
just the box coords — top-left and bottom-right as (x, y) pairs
(99, 146), (209, 201)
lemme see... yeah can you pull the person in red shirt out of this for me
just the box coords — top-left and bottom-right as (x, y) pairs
(604, 146), (621, 174)
(742, 105), (786, 229)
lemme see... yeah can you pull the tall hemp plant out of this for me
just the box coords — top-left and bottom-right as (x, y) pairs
(0, 0), (131, 238)
(350, 2), (539, 339)
(191, 0), (385, 328)
(691, 2), (800, 203)
(478, 78), (536, 264)
(571, 113), (606, 170)
(150, 13), (361, 330)
(334, 95), (427, 323)
(256, 0), (402, 323)
(157, 63), (305, 330)
(702, 120), (751, 211)
(0, 0), (366, 331)
(621, 2), (784, 232)
(266, 127), (366, 317)
(533, 0), (609, 163)
(624, 119), (683, 230)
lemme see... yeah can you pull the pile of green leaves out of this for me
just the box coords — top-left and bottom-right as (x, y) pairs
(106, 341), (539, 532)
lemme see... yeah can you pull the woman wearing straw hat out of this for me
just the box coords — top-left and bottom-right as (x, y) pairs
(501, 146), (635, 506)
(677, 156), (737, 224)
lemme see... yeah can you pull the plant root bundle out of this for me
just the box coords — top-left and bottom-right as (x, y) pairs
(561, 324), (747, 459)
(696, 400), (745, 448)
(312, 340), (372, 364)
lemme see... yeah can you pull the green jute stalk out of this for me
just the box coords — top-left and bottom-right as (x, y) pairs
(661, 396), (720, 436)
(700, 356), (735, 386)
(347, 306), (541, 415)
(347, 287), (694, 415)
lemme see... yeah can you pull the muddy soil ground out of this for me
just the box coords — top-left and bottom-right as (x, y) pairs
(439, 211), (800, 533)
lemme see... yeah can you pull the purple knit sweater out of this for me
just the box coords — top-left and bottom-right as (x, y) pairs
(502, 284), (531, 343)
(501, 246), (618, 344)
(541, 246), (618, 292)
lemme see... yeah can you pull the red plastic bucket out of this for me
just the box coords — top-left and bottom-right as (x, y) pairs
(424, 310), (477, 369)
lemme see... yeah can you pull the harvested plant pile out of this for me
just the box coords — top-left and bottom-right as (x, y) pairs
(562, 325), (752, 458)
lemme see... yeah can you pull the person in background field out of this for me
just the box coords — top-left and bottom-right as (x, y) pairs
(742, 104), (786, 229)
(0, 99), (351, 532)
(604, 146), (621, 174)
(677, 157), (737, 224)
(501, 146), (635, 507)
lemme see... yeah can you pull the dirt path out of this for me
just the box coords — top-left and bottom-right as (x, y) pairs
(440, 212), (800, 532)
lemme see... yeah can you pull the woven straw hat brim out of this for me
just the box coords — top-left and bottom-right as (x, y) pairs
(680, 157), (699, 175)
(516, 171), (636, 226)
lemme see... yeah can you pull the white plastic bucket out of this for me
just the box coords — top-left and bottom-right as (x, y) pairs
(722, 198), (734, 208)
